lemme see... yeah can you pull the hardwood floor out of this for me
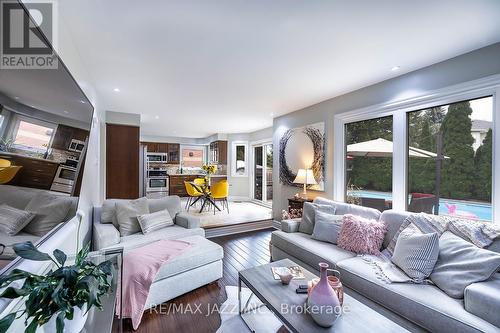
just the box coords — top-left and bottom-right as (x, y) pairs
(114, 228), (273, 333)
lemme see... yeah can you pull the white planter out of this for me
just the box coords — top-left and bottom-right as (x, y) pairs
(41, 305), (88, 333)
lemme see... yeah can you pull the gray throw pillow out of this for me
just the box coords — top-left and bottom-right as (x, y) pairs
(115, 197), (149, 236)
(430, 231), (500, 298)
(137, 209), (174, 234)
(311, 211), (343, 244)
(299, 202), (336, 234)
(23, 193), (72, 236)
(391, 227), (439, 282)
(0, 204), (36, 236)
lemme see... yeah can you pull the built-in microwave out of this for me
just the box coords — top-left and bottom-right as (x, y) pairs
(68, 139), (86, 153)
(146, 153), (167, 162)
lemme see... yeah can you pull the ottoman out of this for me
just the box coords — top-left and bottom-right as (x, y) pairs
(143, 235), (224, 308)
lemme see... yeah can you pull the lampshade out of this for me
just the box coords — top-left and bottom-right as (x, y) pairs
(293, 169), (317, 185)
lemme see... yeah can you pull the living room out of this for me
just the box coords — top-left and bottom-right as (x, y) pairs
(0, 1), (500, 333)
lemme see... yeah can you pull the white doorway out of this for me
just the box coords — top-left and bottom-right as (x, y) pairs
(250, 140), (273, 207)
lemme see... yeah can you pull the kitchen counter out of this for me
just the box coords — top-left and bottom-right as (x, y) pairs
(168, 174), (227, 177)
(168, 174), (228, 196)
(0, 151), (60, 164)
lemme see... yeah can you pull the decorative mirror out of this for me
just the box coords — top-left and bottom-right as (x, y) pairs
(279, 122), (325, 191)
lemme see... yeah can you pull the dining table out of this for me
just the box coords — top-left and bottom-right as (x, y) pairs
(189, 181), (221, 213)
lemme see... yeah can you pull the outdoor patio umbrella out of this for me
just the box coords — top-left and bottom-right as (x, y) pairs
(346, 138), (449, 159)
(346, 137), (449, 215)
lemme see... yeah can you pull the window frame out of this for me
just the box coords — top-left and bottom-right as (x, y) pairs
(334, 74), (500, 223)
(180, 144), (206, 168)
(10, 115), (56, 153)
(231, 140), (248, 177)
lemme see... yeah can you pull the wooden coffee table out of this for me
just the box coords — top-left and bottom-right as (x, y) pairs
(238, 258), (410, 333)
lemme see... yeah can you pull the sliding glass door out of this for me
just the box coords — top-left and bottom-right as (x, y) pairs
(252, 142), (273, 206)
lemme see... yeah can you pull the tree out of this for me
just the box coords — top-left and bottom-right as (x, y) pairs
(474, 129), (492, 201)
(440, 102), (475, 199)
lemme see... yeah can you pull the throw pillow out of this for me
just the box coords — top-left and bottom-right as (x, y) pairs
(137, 209), (174, 234)
(391, 227), (439, 282)
(299, 202), (336, 235)
(311, 211), (343, 244)
(115, 197), (149, 236)
(337, 214), (386, 255)
(430, 231), (500, 298)
(0, 204), (36, 236)
(23, 193), (72, 236)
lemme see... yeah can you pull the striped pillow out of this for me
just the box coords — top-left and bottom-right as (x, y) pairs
(137, 209), (174, 234)
(391, 228), (439, 283)
(0, 204), (36, 236)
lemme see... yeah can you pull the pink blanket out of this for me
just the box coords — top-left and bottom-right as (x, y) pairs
(115, 239), (192, 330)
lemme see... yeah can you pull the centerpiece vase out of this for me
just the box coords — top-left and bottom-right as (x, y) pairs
(307, 262), (341, 327)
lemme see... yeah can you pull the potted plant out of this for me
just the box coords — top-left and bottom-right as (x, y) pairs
(0, 242), (113, 333)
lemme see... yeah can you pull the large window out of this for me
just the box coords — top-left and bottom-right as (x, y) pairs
(345, 116), (393, 211)
(407, 96), (493, 221)
(12, 118), (55, 154)
(181, 146), (205, 168)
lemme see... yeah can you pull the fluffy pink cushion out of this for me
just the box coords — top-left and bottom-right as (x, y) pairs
(337, 214), (387, 255)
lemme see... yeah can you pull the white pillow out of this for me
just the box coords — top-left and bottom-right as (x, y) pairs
(115, 197), (149, 236)
(0, 204), (36, 236)
(137, 209), (174, 234)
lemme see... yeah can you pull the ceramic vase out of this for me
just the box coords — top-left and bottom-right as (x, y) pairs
(42, 304), (88, 333)
(307, 263), (341, 327)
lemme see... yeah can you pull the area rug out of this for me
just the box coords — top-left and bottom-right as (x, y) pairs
(216, 286), (283, 333)
(182, 201), (272, 227)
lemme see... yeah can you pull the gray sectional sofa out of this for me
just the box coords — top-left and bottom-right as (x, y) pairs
(0, 185), (78, 259)
(271, 197), (500, 333)
(92, 195), (224, 309)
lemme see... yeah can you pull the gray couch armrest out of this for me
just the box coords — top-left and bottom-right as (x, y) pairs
(175, 212), (201, 229)
(464, 274), (500, 328)
(93, 222), (121, 250)
(281, 218), (301, 233)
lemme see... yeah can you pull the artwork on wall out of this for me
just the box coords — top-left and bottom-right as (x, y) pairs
(279, 122), (325, 191)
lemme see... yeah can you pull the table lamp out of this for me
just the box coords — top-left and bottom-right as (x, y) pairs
(293, 169), (317, 199)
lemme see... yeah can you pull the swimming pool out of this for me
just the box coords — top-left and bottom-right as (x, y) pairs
(348, 190), (492, 221)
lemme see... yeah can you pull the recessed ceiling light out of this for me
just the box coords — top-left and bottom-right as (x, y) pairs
(63, 110), (69, 114)
(391, 66), (401, 71)
(154, 115), (159, 119)
(80, 100), (86, 104)
(14, 96), (19, 100)
(113, 88), (120, 92)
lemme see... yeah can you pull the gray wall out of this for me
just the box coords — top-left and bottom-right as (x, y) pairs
(273, 42), (500, 220)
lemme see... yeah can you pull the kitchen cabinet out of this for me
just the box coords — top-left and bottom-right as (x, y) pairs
(143, 142), (166, 153)
(168, 174), (198, 197)
(167, 143), (180, 164)
(106, 124), (139, 199)
(51, 124), (89, 151)
(0, 153), (59, 190)
(209, 140), (227, 165)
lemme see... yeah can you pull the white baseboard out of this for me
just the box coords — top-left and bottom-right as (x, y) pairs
(205, 220), (273, 238)
(228, 196), (250, 201)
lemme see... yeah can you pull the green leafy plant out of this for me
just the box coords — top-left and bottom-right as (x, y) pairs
(0, 138), (14, 152)
(0, 242), (112, 333)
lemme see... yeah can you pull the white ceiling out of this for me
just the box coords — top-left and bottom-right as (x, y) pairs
(60, 0), (500, 138)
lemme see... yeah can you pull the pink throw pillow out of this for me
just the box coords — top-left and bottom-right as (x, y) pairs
(337, 214), (387, 255)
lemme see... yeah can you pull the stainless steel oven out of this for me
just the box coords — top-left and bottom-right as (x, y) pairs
(51, 164), (77, 193)
(147, 177), (168, 192)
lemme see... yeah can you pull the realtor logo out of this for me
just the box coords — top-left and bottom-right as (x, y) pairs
(1, 0), (58, 69)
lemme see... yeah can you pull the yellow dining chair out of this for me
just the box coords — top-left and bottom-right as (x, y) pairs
(184, 181), (203, 211)
(193, 178), (205, 186)
(0, 159), (11, 168)
(0, 166), (22, 184)
(210, 180), (229, 214)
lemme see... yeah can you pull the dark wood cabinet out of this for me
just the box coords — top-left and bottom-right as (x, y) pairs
(209, 140), (227, 164)
(51, 124), (89, 150)
(167, 143), (180, 164)
(106, 124), (139, 199)
(0, 154), (59, 190)
(168, 174), (198, 196)
(141, 142), (180, 164)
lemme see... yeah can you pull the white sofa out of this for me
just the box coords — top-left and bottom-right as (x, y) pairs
(0, 185), (78, 259)
(92, 196), (223, 308)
